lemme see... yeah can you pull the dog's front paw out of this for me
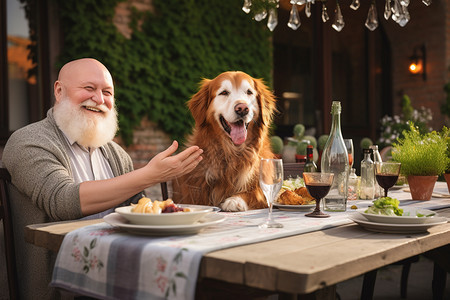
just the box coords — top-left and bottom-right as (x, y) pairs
(220, 196), (249, 212)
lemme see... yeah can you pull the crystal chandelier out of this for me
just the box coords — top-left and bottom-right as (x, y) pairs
(242, 0), (432, 32)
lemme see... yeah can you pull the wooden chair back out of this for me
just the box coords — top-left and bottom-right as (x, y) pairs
(283, 163), (305, 180)
(160, 182), (169, 200)
(0, 167), (19, 299)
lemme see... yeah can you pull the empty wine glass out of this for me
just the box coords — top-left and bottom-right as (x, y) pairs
(303, 172), (334, 218)
(375, 162), (402, 197)
(344, 139), (354, 168)
(259, 158), (284, 228)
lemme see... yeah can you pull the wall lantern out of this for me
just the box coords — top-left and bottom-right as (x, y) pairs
(408, 44), (426, 81)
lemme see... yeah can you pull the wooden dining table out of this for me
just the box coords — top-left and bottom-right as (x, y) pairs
(24, 186), (450, 299)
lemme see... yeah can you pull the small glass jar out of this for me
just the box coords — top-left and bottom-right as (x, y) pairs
(347, 168), (358, 200)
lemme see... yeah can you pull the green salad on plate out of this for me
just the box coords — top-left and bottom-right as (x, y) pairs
(364, 197), (403, 216)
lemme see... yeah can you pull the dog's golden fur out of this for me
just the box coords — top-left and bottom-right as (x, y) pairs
(173, 71), (277, 211)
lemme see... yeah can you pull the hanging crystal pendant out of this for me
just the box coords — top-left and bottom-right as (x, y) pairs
(397, 4), (410, 26)
(322, 3), (330, 22)
(384, 0), (392, 20)
(400, 0), (409, 6)
(288, 4), (301, 30)
(254, 9), (267, 21)
(365, 2), (379, 31)
(305, 2), (312, 17)
(391, 0), (401, 22)
(242, 0), (252, 14)
(267, 8), (278, 31)
(350, 0), (360, 10)
(332, 2), (345, 32)
(422, 0), (432, 6)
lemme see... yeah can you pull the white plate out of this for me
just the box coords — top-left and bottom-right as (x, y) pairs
(350, 214), (448, 234)
(115, 204), (216, 225)
(104, 213), (226, 236)
(359, 208), (437, 224)
(273, 202), (315, 211)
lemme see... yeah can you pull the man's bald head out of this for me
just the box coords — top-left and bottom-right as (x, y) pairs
(57, 58), (112, 82)
(54, 58), (114, 107)
(52, 58), (118, 148)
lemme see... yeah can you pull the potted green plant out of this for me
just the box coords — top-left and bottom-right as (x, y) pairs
(360, 137), (373, 150)
(391, 123), (450, 200)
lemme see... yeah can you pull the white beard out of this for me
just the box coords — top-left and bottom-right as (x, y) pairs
(53, 96), (118, 148)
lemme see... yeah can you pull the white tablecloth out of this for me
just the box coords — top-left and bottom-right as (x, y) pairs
(51, 182), (450, 300)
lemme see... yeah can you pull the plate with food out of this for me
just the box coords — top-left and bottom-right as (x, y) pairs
(350, 214), (447, 234)
(357, 197), (441, 224)
(273, 178), (315, 211)
(115, 197), (217, 226)
(104, 213), (226, 236)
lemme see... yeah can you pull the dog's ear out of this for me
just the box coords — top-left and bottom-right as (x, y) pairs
(253, 78), (277, 127)
(188, 79), (211, 127)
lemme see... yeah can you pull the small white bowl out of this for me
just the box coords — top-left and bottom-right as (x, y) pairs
(115, 204), (215, 226)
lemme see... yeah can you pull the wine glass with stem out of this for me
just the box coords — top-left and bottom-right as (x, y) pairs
(303, 172), (334, 218)
(344, 139), (354, 169)
(259, 158), (284, 228)
(374, 162), (402, 197)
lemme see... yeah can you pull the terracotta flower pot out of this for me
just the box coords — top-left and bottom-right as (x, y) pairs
(295, 154), (306, 163)
(444, 173), (450, 193)
(406, 175), (438, 200)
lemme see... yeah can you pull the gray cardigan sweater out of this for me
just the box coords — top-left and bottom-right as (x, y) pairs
(3, 108), (136, 221)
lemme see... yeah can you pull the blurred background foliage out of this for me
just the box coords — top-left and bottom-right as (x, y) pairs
(43, 0), (273, 144)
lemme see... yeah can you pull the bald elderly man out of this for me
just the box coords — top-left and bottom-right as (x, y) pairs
(2, 58), (202, 299)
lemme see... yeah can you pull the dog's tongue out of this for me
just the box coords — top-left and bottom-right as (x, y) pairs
(230, 122), (247, 145)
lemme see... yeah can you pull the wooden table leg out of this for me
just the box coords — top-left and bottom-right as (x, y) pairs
(432, 262), (447, 300)
(361, 269), (377, 300)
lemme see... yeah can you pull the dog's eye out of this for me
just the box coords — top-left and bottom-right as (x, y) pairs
(219, 90), (229, 96)
(246, 89), (253, 96)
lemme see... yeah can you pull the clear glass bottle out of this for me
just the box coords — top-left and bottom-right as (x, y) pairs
(320, 101), (349, 212)
(347, 168), (358, 200)
(370, 145), (383, 198)
(360, 148), (375, 200)
(304, 145), (317, 172)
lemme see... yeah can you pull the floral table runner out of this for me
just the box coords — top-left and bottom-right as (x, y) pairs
(51, 184), (450, 300)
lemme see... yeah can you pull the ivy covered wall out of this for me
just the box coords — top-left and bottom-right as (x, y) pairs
(55, 0), (273, 144)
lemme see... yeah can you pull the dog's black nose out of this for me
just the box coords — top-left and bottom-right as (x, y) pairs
(235, 103), (249, 117)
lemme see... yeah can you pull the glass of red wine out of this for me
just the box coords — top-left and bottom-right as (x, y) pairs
(303, 172), (334, 218)
(374, 162), (402, 197)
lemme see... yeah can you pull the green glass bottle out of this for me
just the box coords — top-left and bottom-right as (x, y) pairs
(304, 145), (317, 172)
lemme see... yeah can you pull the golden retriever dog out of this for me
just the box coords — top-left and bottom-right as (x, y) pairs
(173, 71), (277, 211)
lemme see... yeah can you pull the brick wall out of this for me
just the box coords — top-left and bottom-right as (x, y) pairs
(114, 118), (173, 200)
(384, 0), (448, 129)
(115, 117), (173, 170)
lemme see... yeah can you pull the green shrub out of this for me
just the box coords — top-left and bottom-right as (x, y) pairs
(302, 135), (317, 148)
(392, 123), (449, 176)
(270, 136), (283, 154)
(293, 124), (305, 139)
(296, 140), (309, 155)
